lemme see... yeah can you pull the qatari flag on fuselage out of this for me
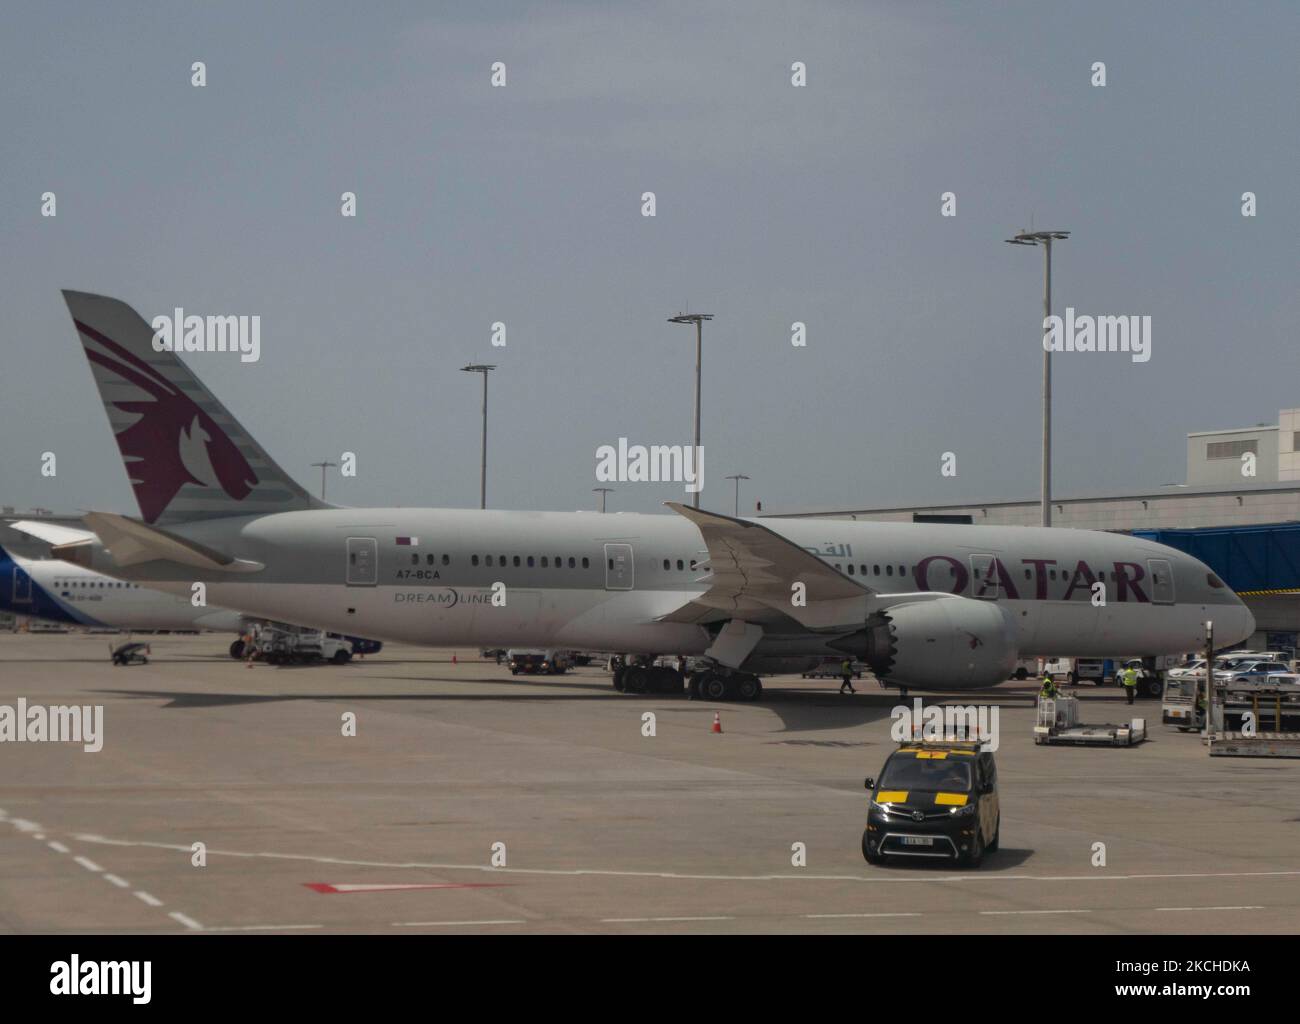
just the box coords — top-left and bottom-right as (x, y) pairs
(395, 536), (419, 546)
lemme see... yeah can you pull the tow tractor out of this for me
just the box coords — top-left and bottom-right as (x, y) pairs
(1033, 692), (1146, 747)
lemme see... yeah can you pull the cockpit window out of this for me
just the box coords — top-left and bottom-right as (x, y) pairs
(1206, 573), (1224, 588)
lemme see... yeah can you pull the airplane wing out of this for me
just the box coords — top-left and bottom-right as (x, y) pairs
(661, 502), (873, 629)
(7, 519), (98, 546)
(73, 511), (264, 573)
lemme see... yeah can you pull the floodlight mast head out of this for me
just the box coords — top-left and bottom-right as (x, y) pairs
(1004, 230), (1070, 246)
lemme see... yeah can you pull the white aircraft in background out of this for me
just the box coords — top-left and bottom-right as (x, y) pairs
(48, 290), (1253, 700)
(2, 527), (242, 632)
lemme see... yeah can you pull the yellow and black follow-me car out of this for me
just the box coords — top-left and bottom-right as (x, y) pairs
(862, 740), (1000, 867)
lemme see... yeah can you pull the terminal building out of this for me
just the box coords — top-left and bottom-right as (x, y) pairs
(767, 409), (1300, 653)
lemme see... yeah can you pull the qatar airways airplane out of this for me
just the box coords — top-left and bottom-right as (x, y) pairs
(48, 290), (1252, 700)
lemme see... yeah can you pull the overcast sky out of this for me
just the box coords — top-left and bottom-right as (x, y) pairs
(2, 1), (1296, 519)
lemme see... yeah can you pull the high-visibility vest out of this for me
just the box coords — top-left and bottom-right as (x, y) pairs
(841, 660), (852, 673)
(1120, 668), (1138, 688)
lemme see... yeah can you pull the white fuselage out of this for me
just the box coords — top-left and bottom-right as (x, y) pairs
(94, 508), (1253, 666)
(2, 550), (243, 632)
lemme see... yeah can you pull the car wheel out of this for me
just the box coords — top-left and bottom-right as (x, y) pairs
(1068, 672), (1079, 685)
(988, 816), (1000, 852)
(1013, 667), (1028, 681)
(962, 830), (985, 869)
(862, 831), (884, 865)
(331, 649), (351, 665)
(229, 640), (245, 659)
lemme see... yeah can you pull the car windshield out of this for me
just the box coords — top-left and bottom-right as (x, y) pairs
(878, 755), (973, 793)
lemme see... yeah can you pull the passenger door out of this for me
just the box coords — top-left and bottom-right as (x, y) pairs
(346, 537), (378, 586)
(604, 543), (633, 590)
(10, 564), (32, 604)
(1146, 558), (1175, 605)
(970, 554), (1000, 599)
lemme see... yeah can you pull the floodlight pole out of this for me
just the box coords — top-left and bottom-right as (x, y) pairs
(668, 313), (713, 509)
(1005, 230), (1069, 527)
(460, 364), (496, 509)
(311, 460), (338, 500)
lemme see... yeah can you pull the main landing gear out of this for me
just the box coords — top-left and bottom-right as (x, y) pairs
(613, 663), (684, 695)
(688, 668), (762, 703)
(610, 659), (763, 701)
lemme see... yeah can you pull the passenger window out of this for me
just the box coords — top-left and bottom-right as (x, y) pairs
(886, 565), (893, 576)
(527, 556), (535, 567)
(581, 557), (589, 568)
(664, 559), (670, 570)
(873, 565), (880, 575)
(486, 555), (494, 567)
(411, 554), (418, 565)
(541, 556), (548, 567)
(472, 555), (480, 566)
(513, 556), (521, 567)
(568, 557), (575, 568)
(847, 564), (855, 575)
(442, 554), (450, 566)
(677, 559), (684, 570)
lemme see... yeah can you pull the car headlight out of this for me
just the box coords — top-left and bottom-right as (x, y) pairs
(950, 803), (977, 817)
(870, 801), (891, 815)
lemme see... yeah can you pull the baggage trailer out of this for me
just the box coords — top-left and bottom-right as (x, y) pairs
(1209, 731), (1300, 758)
(1033, 695), (1146, 747)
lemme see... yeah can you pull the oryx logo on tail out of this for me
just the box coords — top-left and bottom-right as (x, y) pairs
(74, 319), (257, 523)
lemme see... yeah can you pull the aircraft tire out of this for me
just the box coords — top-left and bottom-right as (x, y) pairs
(701, 674), (728, 700)
(736, 675), (760, 701)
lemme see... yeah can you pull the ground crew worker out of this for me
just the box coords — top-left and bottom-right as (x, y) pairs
(1039, 673), (1058, 699)
(1119, 664), (1140, 705)
(1195, 686), (1207, 730)
(839, 657), (856, 694)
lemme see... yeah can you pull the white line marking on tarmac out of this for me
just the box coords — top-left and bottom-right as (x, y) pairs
(33, 834), (45, 841)
(1156, 905), (1265, 912)
(68, 833), (1300, 887)
(47, 841), (69, 854)
(74, 856), (103, 872)
(201, 924), (324, 932)
(133, 891), (163, 907)
(393, 919), (526, 927)
(169, 912), (203, 931)
(980, 909), (1092, 916)
(805, 912), (923, 919)
(601, 916), (734, 923)
(103, 874), (130, 888)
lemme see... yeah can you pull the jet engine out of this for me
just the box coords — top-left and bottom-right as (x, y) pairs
(832, 596), (1018, 689)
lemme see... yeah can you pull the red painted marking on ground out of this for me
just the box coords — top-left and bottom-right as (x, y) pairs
(304, 882), (514, 895)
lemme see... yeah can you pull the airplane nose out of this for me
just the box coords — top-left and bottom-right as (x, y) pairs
(1237, 601), (1256, 644)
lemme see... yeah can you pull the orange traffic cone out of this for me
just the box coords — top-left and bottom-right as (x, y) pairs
(711, 712), (722, 734)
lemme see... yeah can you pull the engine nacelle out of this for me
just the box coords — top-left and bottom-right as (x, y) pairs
(833, 597), (1018, 689)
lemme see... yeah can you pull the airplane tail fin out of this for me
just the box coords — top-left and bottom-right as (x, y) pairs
(62, 290), (327, 525)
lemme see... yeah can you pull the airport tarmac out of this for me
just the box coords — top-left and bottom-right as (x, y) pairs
(1, 633), (1298, 935)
